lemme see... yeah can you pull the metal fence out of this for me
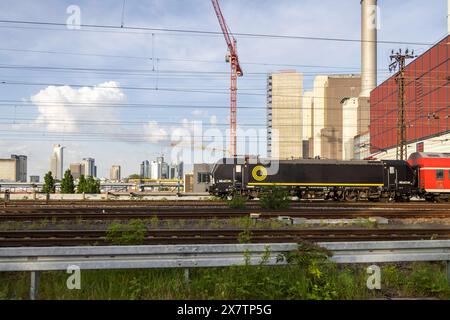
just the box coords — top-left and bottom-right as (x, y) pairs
(0, 240), (449, 299)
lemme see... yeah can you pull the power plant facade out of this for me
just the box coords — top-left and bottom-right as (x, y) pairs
(370, 35), (449, 159)
(267, 71), (303, 159)
(299, 75), (361, 160)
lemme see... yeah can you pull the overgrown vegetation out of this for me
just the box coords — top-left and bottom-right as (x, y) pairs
(260, 188), (291, 209)
(227, 195), (247, 209)
(0, 248), (448, 300)
(105, 219), (147, 245)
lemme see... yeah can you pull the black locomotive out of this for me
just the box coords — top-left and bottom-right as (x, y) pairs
(208, 157), (416, 201)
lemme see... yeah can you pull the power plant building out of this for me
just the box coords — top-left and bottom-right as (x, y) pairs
(267, 71), (303, 159)
(308, 75), (361, 160)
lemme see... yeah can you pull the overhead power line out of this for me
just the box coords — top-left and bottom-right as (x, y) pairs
(0, 19), (434, 46)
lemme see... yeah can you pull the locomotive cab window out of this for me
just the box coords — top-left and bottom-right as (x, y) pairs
(436, 169), (444, 180)
(448, 170), (450, 180)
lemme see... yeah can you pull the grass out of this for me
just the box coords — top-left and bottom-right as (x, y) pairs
(0, 261), (448, 300)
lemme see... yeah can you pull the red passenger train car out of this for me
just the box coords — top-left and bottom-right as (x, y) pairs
(408, 152), (450, 202)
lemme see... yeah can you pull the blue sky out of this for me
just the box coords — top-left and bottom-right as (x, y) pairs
(0, 0), (447, 178)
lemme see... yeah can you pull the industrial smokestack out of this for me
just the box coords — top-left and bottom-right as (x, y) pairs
(360, 0), (377, 98)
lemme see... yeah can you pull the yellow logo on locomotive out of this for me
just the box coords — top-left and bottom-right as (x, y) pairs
(252, 165), (268, 181)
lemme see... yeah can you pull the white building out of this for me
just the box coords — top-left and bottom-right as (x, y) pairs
(311, 76), (328, 158)
(50, 144), (64, 180)
(342, 98), (359, 160)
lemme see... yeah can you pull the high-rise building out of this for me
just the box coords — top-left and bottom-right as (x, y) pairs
(169, 162), (183, 179)
(140, 160), (150, 179)
(69, 163), (83, 180)
(81, 158), (96, 177)
(10, 155), (27, 182)
(267, 71), (303, 159)
(50, 144), (64, 180)
(0, 159), (17, 182)
(150, 160), (161, 179)
(110, 165), (121, 181)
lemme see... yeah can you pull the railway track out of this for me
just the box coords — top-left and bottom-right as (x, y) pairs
(0, 228), (449, 246)
(0, 205), (449, 220)
(2, 199), (449, 208)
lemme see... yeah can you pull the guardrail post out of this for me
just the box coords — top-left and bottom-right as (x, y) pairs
(184, 268), (190, 285)
(447, 261), (450, 286)
(30, 271), (40, 300)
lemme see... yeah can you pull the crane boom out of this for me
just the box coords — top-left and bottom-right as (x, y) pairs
(211, 0), (243, 157)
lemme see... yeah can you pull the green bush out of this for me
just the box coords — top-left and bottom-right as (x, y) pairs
(260, 188), (291, 209)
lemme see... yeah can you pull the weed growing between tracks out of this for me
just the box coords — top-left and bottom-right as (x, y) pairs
(227, 195), (247, 209)
(105, 219), (147, 245)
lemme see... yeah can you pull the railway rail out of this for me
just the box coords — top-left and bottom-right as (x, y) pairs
(0, 205), (449, 221)
(1, 228), (449, 246)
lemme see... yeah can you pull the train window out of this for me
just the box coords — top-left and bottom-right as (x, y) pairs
(448, 170), (450, 180)
(436, 170), (444, 180)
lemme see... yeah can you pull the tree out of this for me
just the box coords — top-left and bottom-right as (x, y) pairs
(85, 176), (101, 194)
(77, 175), (86, 193)
(128, 174), (140, 180)
(60, 169), (75, 194)
(42, 171), (55, 194)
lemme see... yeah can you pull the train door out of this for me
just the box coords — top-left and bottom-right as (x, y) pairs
(387, 166), (398, 190)
(233, 164), (244, 191)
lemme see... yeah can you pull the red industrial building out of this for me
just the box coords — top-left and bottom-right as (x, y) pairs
(370, 35), (449, 156)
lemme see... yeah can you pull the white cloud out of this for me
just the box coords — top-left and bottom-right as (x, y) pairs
(30, 81), (126, 133)
(209, 115), (218, 125)
(144, 120), (169, 143)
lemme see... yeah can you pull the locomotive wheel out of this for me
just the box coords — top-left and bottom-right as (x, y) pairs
(344, 190), (357, 202)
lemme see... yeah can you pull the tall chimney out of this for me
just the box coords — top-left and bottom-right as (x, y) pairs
(360, 0), (377, 98)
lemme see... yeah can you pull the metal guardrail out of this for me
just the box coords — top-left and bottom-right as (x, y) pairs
(0, 240), (449, 299)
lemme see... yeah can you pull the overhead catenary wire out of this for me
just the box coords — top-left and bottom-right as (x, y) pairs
(0, 19), (435, 46)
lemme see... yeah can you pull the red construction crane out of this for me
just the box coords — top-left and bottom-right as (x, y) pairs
(211, 0), (243, 157)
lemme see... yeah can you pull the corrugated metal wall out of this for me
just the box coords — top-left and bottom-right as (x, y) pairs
(370, 35), (449, 153)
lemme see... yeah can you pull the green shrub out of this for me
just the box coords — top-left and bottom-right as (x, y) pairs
(260, 188), (291, 209)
